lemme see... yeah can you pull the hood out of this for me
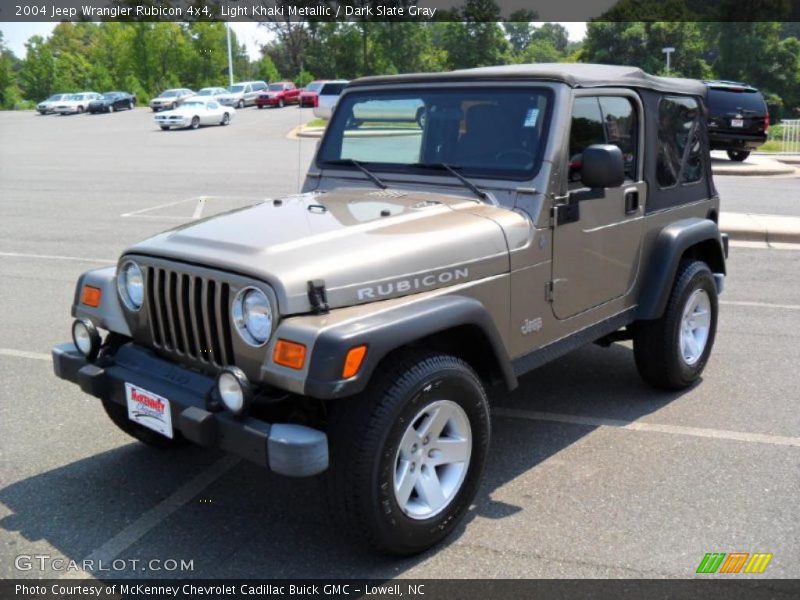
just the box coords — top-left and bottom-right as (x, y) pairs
(124, 188), (522, 315)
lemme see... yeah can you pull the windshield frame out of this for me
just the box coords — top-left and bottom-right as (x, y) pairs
(316, 84), (554, 183)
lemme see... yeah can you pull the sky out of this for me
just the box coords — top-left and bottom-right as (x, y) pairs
(1, 21), (588, 61)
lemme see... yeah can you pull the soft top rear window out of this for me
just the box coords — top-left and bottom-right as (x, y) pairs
(707, 87), (766, 114)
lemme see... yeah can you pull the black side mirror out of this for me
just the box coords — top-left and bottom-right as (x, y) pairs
(581, 144), (625, 189)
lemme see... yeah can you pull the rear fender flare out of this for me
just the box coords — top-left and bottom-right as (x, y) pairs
(636, 218), (726, 320)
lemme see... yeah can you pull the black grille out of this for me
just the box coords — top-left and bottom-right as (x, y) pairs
(145, 266), (235, 368)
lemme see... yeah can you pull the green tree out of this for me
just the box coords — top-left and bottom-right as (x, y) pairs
(0, 32), (20, 108)
(442, 0), (510, 69)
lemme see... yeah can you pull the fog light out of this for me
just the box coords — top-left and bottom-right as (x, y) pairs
(216, 367), (251, 416)
(72, 319), (101, 361)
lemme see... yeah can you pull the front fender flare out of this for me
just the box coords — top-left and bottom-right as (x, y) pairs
(636, 218), (726, 321)
(303, 295), (516, 399)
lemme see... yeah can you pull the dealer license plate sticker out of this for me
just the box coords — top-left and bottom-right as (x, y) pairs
(125, 383), (174, 439)
(731, 118), (744, 127)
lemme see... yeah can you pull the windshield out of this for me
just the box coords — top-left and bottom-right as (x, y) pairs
(268, 83), (285, 91)
(318, 87), (552, 180)
(69, 94), (83, 100)
(228, 85), (245, 93)
(46, 94), (63, 101)
(183, 101), (205, 107)
(103, 93), (117, 100)
(305, 82), (324, 92)
(161, 90), (179, 98)
(707, 87), (766, 114)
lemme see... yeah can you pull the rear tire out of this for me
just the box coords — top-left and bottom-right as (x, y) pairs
(727, 150), (750, 162)
(278, 98), (285, 108)
(128, 100), (134, 110)
(326, 350), (490, 555)
(220, 112), (230, 126)
(101, 398), (186, 449)
(237, 99), (245, 109)
(633, 260), (718, 390)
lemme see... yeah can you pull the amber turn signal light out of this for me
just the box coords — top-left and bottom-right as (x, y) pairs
(342, 345), (368, 379)
(273, 339), (306, 370)
(81, 285), (102, 308)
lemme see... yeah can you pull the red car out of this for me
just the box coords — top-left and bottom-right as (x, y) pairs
(298, 81), (327, 108)
(255, 82), (300, 108)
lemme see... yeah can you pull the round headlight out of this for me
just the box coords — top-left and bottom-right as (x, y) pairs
(72, 319), (101, 361)
(117, 261), (144, 311)
(232, 287), (273, 346)
(217, 367), (251, 415)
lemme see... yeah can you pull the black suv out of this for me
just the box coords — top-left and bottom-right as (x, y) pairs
(704, 81), (769, 161)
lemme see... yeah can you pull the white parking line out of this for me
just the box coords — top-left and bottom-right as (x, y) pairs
(120, 197), (199, 217)
(192, 196), (207, 219)
(0, 348), (51, 361)
(0, 252), (112, 264)
(720, 300), (800, 311)
(494, 407), (800, 448)
(60, 455), (241, 580)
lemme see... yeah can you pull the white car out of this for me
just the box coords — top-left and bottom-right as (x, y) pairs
(153, 97), (235, 130)
(37, 93), (70, 115)
(53, 92), (103, 115)
(313, 80), (349, 120)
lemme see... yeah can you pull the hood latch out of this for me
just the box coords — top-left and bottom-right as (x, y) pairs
(307, 279), (330, 315)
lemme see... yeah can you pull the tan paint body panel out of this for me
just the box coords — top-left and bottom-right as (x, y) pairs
(125, 188), (513, 315)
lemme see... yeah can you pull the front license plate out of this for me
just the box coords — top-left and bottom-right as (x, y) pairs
(731, 118), (744, 127)
(125, 383), (174, 439)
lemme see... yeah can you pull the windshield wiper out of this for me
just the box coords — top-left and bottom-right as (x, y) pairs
(324, 159), (387, 190)
(411, 163), (488, 201)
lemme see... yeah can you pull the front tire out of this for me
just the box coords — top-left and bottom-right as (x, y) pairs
(101, 398), (186, 449)
(237, 99), (245, 109)
(727, 150), (750, 162)
(220, 112), (230, 126)
(190, 116), (200, 130)
(633, 260), (718, 390)
(278, 98), (285, 108)
(326, 350), (490, 555)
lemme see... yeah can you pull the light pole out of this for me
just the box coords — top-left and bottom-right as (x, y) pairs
(662, 47), (675, 75)
(226, 22), (234, 87)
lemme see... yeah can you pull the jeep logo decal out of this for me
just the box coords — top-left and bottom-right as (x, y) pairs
(357, 268), (469, 300)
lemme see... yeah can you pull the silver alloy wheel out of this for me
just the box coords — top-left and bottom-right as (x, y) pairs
(393, 399), (472, 520)
(679, 289), (711, 365)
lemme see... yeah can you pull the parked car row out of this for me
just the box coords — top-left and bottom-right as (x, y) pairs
(37, 91), (137, 115)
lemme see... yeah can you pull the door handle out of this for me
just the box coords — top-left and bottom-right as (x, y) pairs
(624, 190), (639, 215)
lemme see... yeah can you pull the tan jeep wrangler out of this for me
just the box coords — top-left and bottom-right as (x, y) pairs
(53, 64), (728, 555)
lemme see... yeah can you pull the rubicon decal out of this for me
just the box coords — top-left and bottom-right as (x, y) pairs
(696, 552), (773, 574)
(357, 268), (469, 301)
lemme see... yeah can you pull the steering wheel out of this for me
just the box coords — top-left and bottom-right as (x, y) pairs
(495, 149), (535, 165)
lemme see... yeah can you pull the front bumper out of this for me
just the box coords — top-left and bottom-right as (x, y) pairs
(256, 97), (279, 107)
(154, 118), (188, 128)
(52, 342), (328, 477)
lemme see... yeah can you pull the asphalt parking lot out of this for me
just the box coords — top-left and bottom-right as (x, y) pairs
(0, 107), (798, 580)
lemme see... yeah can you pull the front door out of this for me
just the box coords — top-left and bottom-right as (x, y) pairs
(551, 92), (646, 319)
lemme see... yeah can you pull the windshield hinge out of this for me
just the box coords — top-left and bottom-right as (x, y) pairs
(307, 279), (330, 315)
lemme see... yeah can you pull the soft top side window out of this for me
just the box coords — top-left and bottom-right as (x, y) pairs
(657, 96), (703, 188)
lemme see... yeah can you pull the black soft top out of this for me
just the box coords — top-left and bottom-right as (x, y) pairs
(350, 63), (706, 96)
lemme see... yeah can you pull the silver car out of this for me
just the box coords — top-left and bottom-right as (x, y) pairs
(150, 89), (195, 112)
(196, 87), (228, 99)
(313, 80), (349, 120)
(37, 93), (70, 115)
(218, 81), (267, 108)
